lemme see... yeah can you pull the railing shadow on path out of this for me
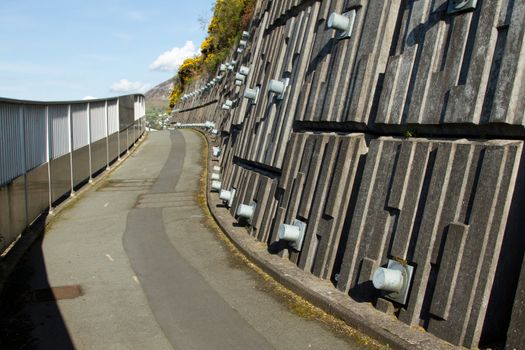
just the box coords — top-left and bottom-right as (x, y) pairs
(0, 215), (76, 350)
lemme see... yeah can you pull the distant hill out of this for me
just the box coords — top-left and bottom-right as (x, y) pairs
(145, 78), (173, 113)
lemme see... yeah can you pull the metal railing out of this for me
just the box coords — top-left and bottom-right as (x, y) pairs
(0, 94), (146, 253)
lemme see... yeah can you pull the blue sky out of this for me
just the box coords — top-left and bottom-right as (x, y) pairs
(0, 0), (213, 101)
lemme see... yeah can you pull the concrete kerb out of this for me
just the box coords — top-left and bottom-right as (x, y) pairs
(0, 132), (149, 296)
(194, 130), (458, 350)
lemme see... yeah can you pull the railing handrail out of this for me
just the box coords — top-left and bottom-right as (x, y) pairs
(0, 93), (145, 106)
(1, 94), (147, 255)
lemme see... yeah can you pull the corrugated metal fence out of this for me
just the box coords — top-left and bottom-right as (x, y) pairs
(0, 94), (145, 254)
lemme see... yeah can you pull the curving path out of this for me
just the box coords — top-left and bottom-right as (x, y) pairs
(0, 130), (373, 349)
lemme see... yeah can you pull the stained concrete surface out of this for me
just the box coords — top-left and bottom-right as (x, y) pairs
(0, 130), (375, 349)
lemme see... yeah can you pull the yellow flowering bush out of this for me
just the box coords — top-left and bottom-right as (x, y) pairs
(169, 0), (256, 108)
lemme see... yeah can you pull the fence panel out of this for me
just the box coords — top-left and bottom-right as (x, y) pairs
(90, 101), (107, 143)
(71, 103), (89, 150)
(24, 104), (47, 170)
(0, 103), (24, 186)
(48, 104), (70, 160)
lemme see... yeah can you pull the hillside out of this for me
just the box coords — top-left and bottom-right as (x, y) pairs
(145, 78), (173, 113)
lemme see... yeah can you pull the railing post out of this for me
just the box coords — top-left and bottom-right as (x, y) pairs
(87, 103), (93, 183)
(68, 104), (75, 197)
(117, 98), (121, 160)
(20, 105), (29, 227)
(105, 100), (110, 170)
(46, 105), (53, 213)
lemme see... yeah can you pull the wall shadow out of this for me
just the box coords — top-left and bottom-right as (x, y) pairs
(0, 216), (75, 350)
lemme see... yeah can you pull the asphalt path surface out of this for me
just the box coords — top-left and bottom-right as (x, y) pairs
(0, 130), (370, 350)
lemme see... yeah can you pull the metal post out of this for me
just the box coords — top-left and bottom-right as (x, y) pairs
(87, 103), (93, 183)
(46, 105), (53, 213)
(68, 104), (75, 196)
(20, 105), (29, 227)
(117, 98), (121, 160)
(105, 100), (110, 170)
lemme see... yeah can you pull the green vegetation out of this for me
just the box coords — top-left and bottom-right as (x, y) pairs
(169, 0), (256, 108)
(145, 113), (167, 130)
(145, 104), (170, 130)
(146, 99), (169, 114)
(403, 129), (417, 138)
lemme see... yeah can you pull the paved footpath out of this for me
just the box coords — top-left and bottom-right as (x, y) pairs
(0, 130), (374, 350)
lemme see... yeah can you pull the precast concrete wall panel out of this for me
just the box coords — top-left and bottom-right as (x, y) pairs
(376, 0), (525, 133)
(296, 0), (399, 126)
(229, 163), (243, 191)
(172, 1), (525, 347)
(233, 12), (269, 126)
(237, 25), (288, 167)
(220, 134), (240, 190)
(291, 133), (366, 278)
(335, 137), (523, 348)
(286, 0), (525, 135)
(246, 170), (278, 243)
(240, 8), (301, 168)
(255, 177), (279, 244)
(230, 167), (254, 218)
(263, 133), (367, 277)
(233, 22), (281, 164)
(507, 258), (525, 350)
(225, 133), (368, 272)
(265, 3), (319, 168)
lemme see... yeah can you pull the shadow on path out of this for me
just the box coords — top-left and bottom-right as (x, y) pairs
(0, 217), (75, 350)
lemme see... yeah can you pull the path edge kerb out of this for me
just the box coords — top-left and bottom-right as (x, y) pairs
(0, 132), (149, 296)
(194, 129), (458, 350)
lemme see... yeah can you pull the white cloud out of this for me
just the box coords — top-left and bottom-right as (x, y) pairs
(110, 79), (148, 93)
(82, 96), (96, 100)
(149, 41), (197, 72)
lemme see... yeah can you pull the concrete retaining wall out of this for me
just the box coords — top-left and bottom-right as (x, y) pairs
(173, 0), (525, 348)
